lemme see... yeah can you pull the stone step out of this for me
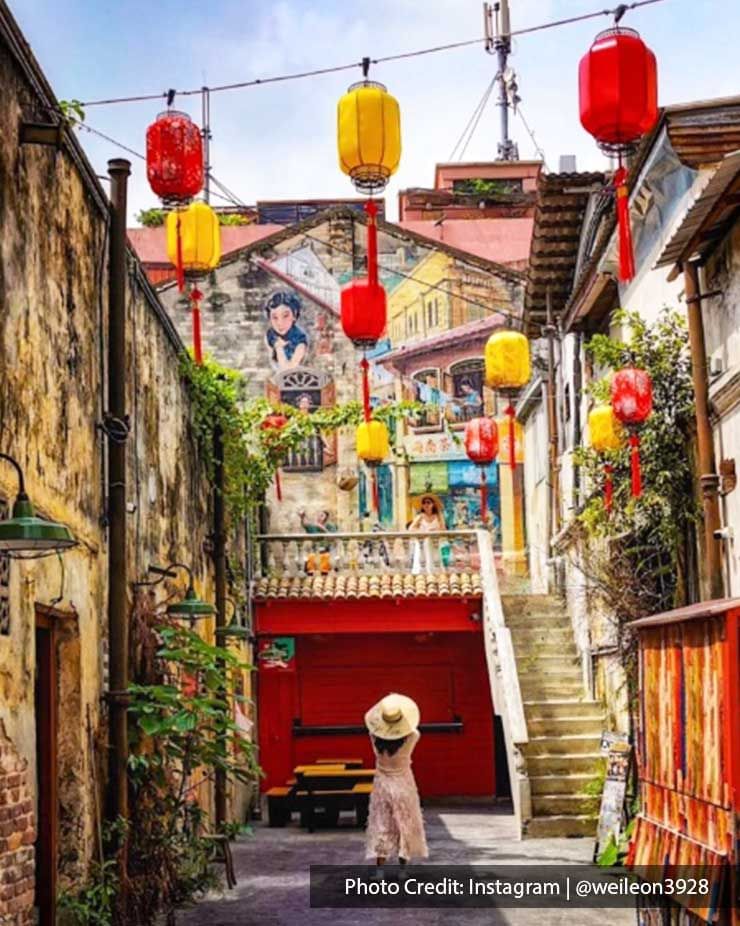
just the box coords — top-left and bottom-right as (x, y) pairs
(523, 700), (603, 720)
(523, 735), (602, 756)
(518, 674), (583, 691)
(526, 752), (604, 777)
(525, 814), (598, 839)
(527, 715), (604, 737)
(529, 773), (598, 796)
(502, 595), (565, 612)
(519, 685), (585, 701)
(532, 793), (601, 816)
(509, 628), (577, 647)
(504, 613), (571, 628)
(515, 654), (581, 674)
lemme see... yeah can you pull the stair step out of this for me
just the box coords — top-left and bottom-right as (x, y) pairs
(518, 681), (584, 698)
(525, 814), (598, 839)
(504, 615), (571, 628)
(532, 793), (601, 816)
(527, 716), (604, 737)
(530, 773), (599, 796)
(526, 752), (604, 777)
(510, 634), (578, 652)
(515, 655), (581, 674)
(523, 735), (602, 756)
(523, 700), (603, 720)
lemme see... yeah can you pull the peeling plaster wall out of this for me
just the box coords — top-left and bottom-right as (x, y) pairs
(0, 16), (220, 898)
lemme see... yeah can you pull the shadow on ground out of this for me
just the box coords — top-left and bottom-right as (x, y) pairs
(176, 805), (635, 926)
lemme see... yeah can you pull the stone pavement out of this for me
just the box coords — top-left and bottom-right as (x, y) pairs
(177, 805), (636, 926)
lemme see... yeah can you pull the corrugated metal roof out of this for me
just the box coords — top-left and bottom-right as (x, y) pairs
(628, 597), (740, 628)
(524, 171), (606, 331)
(656, 149), (740, 271)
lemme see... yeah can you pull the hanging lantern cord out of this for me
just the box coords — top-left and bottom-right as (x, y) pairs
(190, 284), (203, 365)
(480, 467), (488, 524)
(371, 468), (379, 513)
(505, 402), (517, 470)
(604, 463), (614, 513)
(365, 199), (379, 287)
(628, 432), (642, 498)
(361, 356), (371, 422)
(166, 88), (176, 108)
(614, 154), (636, 283)
(361, 56), (370, 80)
(175, 212), (185, 293)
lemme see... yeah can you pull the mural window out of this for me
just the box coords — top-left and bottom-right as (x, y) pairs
(409, 369), (442, 432)
(274, 370), (337, 472)
(0, 499), (9, 635)
(446, 359), (485, 426)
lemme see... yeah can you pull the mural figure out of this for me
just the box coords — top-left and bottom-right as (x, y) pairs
(264, 290), (308, 371)
(449, 378), (483, 422)
(299, 509), (337, 534)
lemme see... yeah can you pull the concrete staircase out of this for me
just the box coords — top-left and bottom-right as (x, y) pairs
(502, 594), (603, 838)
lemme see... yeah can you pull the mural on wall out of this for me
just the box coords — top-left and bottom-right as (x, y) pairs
(264, 290), (309, 371)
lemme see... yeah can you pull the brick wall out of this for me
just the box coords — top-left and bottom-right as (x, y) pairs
(0, 722), (34, 926)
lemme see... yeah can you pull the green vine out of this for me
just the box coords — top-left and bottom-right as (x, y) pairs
(179, 353), (422, 523)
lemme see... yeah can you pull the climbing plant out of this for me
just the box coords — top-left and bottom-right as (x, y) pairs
(573, 308), (697, 721)
(179, 353), (422, 522)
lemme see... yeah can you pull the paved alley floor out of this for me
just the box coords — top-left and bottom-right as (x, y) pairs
(177, 805), (637, 926)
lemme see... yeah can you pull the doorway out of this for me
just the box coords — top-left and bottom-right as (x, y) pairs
(35, 608), (58, 926)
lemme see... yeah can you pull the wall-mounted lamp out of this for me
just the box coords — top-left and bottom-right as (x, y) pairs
(147, 563), (215, 621)
(0, 453), (76, 556)
(214, 598), (253, 643)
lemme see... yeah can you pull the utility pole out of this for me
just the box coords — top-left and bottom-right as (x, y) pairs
(202, 87), (211, 204)
(484, 0), (519, 160)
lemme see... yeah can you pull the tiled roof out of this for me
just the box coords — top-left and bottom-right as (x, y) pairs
(253, 571), (482, 600)
(127, 224), (283, 264)
(377, 314), (505, 367)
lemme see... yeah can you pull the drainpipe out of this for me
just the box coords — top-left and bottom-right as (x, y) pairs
(107, 159), (131, 829)
(572, 331), (583, 510)
(684, 261), (724, 599)
(545, 291), (561, 542)
(213, 425), (227, 825)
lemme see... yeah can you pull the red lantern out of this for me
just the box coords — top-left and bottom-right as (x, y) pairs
(341, 201), (386, 421)
(611, 367), (653, 498)
(464, 417), (499, 524)
(579, 27), (658, 282)
(260, 413), (289, 502)
(146, 111), (204, 205)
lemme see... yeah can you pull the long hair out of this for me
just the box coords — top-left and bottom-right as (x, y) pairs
(420, 495), (438, 514)
(373, 734), (407, 756)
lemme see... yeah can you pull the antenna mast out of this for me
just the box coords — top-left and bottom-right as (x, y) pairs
(484, 0), (519, 161)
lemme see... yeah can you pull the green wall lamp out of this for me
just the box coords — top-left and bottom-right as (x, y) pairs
(0, 453), (76, 556)
(215, 599), (253, 643)
(147, 563), (215, 621)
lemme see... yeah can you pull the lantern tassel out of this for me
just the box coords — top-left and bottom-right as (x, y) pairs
(505, 403), (517, 470)
(604, 463), (614, 513)
(629, 432), (642, 498)
(480, 468), (488, 524)
(365, 199), (379, 288)
(176, 211), (185, 293)
(190, 286), (203, 365)
(371, 469), (379, 514)
(274, 469), (282, 502)
(360, 356), (371, 422)
(615, 164), (635, 283)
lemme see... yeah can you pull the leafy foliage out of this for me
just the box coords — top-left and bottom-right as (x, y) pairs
(58, 99), (86, 125)
(58, 820), (126, 925)
(136, 208), (165, 227)
(180, 353), (422, 523)
(118, 593), (257, 924)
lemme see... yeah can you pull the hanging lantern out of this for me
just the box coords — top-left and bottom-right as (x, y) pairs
(166, 201), (221, 288)
(337, 72), (401, 194)
(260, 413), (290, 502)
(146, 111), (204, 205)
(357, 419), (389, 514)
(484, 329), (530, 471)
(588, 404), (624, 512)
(579, 27), (658, 282)
(341, 202), (386, 350)
(464, 417), (499, 525)
(611, 367), (653, 498)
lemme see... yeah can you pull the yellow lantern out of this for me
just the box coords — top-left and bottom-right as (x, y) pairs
(338, 80), (401, 194)
(588, 404), (623, 452)
(484, 329), (531, 390)
(166, 201), (221, 278)
(356, 419), (389, 465)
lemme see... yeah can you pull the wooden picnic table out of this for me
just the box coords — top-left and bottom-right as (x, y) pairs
(314, 758), (364, 768)
(293, 764), (345, 775)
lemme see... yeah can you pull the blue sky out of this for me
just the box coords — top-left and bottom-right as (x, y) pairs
(14, 0), (740, 223)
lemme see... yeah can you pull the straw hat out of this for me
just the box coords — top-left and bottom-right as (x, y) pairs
(365, 693), (420, 740)
(411, 492), (444, 514)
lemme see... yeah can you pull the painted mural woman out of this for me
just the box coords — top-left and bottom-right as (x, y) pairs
(264, 290), (308, 370)
(365, 693), (428, 868)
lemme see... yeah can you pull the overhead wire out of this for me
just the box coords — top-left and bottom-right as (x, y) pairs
(458, 80), (497, 161)
(448, 77), (496, 162)
(515, 104), (549, 170)
(77, 0), (667, 108)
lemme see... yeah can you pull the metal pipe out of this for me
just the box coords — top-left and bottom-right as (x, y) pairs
(545, 292), (561, 539)
(107, 159), (131, 833)
(213, 424), (227, 825)
(683, 261), (724, 599)
(572, 331), (583, 508)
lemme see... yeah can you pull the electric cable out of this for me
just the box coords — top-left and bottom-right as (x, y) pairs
(448, 77), (496, 162)
(77, 0), (668, 108)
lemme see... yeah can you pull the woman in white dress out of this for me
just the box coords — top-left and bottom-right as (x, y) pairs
(409, 495), (445, 574)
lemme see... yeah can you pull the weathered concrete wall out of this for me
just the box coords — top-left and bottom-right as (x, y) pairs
(0, 7), (227, 904)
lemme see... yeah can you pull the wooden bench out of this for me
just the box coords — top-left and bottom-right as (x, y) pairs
(314, 758), (364, 768)
(266, 786), (293, 827)
(296, 770), (375, 832)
